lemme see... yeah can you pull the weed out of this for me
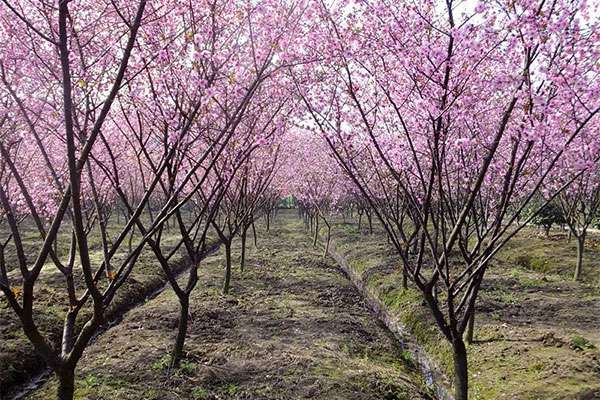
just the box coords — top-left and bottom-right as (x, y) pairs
(529, 362), (546, 374)
(225, 383), (239, 395)
(485, 289), (518, 305)
(151, 354), (171, 372)
(192, 387), (209, 399)
(142, 388), (161, 399)
(509, 268), (542, 288)
(80, 375), (99, 389)
(398, 350), (416, 369)
(570, 335), (596, 351)
(151, 353), (197, 375)
(514, 254), (551, 274)
(180, 359), (197, 374)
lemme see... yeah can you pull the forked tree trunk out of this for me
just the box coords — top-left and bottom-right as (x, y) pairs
(223, 241), (232, 294)
(57, 366), (75, 400)
(574, 233), (585, 281)
(171, 295), (190, 368)
(452, 338), (469, 400)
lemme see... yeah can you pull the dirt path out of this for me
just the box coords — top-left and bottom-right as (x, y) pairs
(25, 214), (431, 400)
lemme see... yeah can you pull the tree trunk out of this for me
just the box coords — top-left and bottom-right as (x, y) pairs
(57, 366), (75, 400)
(252, 219), (257, 247)
(465, 311), (475, 344)
(223, 241), (232, 294)
(170, 295), (190, 369)
(574, 234), (585, 281)
(313, 215), (319, 247)
(266, 213), (270, 232)
(324, 222), (331, 258)
(241, 226), (248, 273)
(128, 226), (135, 253)
(402, 269), (408, 290)
(411, 237), (418, 255)
(452, 339), (469, 400)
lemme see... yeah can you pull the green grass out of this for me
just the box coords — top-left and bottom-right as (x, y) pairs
(322, 215), (600, 400)
(570, 335), (596, 351)
(192, 387), (209, 399)
(497, 228), (600, 283)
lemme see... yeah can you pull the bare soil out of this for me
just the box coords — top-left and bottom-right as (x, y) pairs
(22, 214), (431, 400)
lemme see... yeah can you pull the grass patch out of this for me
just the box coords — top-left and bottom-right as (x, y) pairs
(570, 335), (596, 351)
(509, 268), (544, 288)
(224, 383), (239, 395)
(326, 215), (600, 399)
(514, 254), (552, 274)
(151, 353), (197, 375)
(192, 387), (209, 399)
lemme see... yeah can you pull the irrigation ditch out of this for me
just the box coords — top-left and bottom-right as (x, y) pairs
(314, 232), (454, 400)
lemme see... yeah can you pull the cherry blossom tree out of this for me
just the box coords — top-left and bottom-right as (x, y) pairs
(0, 1), (150, 399)
(293, 0), (600, 398)
(283, 129), (350, 255)
(1, 1), (599, 400)
(553, 124), (600, 280)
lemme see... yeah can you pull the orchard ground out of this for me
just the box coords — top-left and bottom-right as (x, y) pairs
(14, 212), (432, 400)
(0, 217), (219, 394)
(321, 213), (600, 399)
(2, 211), (599, 399)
